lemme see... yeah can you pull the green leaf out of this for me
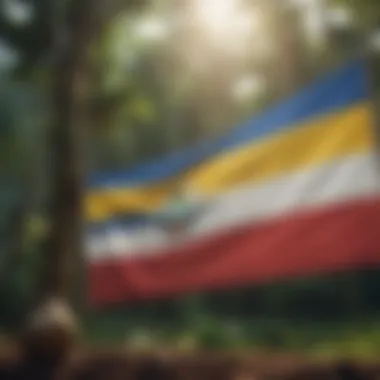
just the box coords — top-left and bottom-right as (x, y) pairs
(128, 95), (156, 123)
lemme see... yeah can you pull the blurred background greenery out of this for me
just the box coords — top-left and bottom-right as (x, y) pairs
(1, 0), (380, 356)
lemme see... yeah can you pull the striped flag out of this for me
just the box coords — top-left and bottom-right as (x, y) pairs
(86, 59), (380, 306)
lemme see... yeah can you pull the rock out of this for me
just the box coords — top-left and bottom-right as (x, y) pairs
(21, 297), (77, 364)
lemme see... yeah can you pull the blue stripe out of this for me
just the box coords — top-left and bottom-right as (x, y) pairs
(89, 59), (368, 189)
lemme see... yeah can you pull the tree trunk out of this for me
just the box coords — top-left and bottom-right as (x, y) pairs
(41, 0), (94, 304)
(22, 0), (102, 362)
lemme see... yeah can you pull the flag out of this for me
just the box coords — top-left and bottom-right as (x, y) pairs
(86, 59), (380, 306)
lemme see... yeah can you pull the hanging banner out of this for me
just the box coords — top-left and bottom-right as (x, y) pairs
(86, 59), (380, 306)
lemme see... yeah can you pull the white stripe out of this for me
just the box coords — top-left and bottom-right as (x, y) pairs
(87, 153), (380, 261)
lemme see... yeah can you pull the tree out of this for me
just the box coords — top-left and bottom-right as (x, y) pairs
(21, 0), (103, 362)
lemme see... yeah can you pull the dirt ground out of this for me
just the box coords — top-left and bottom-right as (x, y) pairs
(0, 345), (380, 380)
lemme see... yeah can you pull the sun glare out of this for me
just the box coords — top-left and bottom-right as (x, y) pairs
(192, 0), (257, 44)
(232, 75), (265, 102)
(194, 0), (236, 32)
(133, 16), (169, 43)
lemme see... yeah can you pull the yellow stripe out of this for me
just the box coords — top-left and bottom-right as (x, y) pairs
(86, 180), (177, 222)
(186, 102), (375, 194)
(86, 102), (375, 221)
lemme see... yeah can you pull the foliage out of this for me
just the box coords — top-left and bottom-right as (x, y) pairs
(84, 307), (380, 359)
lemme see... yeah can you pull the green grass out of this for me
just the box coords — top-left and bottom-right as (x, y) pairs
(82, 314), (380, 358)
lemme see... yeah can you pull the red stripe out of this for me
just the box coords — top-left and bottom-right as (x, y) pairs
(89, 198), (380, 307)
